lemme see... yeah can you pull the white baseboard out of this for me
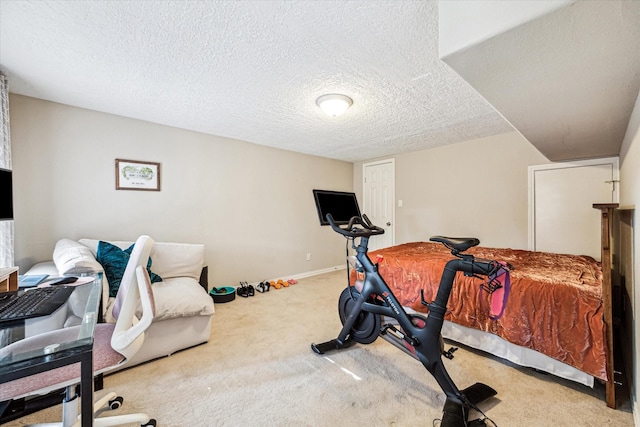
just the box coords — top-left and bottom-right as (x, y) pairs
(249, 265), (345, 285)
(634, 399), (639, 427)
(285, 264), (346, 281)
(246, 265), (345, 287)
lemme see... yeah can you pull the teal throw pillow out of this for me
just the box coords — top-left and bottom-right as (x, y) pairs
(96, 241), (163, 297)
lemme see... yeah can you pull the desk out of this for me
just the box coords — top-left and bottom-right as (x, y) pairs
(0, 277), (102, 427)
(0, 267), (18, 292)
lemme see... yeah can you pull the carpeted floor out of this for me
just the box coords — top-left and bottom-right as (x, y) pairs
(4, 270), (634, 426)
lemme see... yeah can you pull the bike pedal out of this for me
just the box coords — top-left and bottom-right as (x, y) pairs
(443, 346), (458, 360)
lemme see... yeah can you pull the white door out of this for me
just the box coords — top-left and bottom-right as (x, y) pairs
(529, 157), (619, 260)
(363, 160), (395, 250)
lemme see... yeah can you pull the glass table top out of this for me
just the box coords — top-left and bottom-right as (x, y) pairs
(0, 274), (102, 378)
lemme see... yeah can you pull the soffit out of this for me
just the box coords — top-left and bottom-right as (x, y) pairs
(442, 0), (640, 161)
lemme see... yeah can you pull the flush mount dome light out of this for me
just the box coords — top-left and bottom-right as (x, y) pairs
(316, 94), (353, 117)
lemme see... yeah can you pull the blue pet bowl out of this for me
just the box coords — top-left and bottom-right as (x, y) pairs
(209, 286), (236, 303)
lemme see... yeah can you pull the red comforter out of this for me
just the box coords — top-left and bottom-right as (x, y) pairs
(358, 242), (607, 381)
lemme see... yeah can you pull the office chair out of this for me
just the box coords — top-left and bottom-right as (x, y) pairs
(0, 235), (157, 427)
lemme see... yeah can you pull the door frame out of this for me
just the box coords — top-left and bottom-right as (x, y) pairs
(362, 158), (395, 249)
(527, 156), (619, 251)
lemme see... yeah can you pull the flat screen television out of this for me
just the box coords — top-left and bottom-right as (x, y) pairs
(313, 189), (361, 226)
(0, 168), (13, 220)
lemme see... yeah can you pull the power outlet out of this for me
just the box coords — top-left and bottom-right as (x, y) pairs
(306, 253), (312, 261)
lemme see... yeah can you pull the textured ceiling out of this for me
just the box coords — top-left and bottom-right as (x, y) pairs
(2, 1), (637, 164)
(0, 0), (513, 162)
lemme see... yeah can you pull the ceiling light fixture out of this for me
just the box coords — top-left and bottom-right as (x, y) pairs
(316, 94), (353, 117)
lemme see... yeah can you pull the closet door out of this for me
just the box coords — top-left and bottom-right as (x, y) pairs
(528, 157), (619, 260)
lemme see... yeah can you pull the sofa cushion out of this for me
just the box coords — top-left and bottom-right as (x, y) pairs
(147, 242), (204, 280)
(104, 277), (214, 322)
(25, 261), (58, 276)
(150, 277), (214, 320)
(96, 241), (162, 297)
(53, 239), (104, 275)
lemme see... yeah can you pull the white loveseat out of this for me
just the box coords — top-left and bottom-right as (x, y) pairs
(25, 238), (215, 370)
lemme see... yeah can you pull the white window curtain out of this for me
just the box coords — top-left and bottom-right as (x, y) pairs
(0, 73), (13, 267)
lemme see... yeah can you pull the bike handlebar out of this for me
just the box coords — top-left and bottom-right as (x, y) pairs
(326, 214), (385, 238)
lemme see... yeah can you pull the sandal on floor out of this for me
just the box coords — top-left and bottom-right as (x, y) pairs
(256, 281), (270, 293)
(270, 280), (281, 290)
(246, 283), (255, 297)
(277, 279), (289, 288)
(237, 282), (249, 297)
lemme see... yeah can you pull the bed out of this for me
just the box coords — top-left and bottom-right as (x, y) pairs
(353, 204), (618, 408)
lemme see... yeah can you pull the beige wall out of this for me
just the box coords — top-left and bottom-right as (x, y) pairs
(354, 131), (549, 249)
(10, 94), (353, 285)
(619, 91), (640, 425)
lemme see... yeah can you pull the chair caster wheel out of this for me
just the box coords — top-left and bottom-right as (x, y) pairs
(109, 396), (124, 410)
(142, 419), (157, 427)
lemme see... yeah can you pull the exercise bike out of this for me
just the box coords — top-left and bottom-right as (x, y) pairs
(312, 213), (510, 427)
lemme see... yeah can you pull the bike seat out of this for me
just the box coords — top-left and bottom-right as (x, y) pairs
(430, 236), (480, 253)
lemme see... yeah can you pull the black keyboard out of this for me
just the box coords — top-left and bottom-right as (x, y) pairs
(0, 286), (75, 323)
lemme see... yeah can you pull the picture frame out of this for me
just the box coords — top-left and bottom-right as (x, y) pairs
(115, 159), (161, 191)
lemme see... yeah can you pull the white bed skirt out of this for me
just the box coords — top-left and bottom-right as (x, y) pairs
(393, 308), (595, 387)
(441, 320), (594, 387)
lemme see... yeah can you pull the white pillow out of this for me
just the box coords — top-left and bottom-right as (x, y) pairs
(53, 239), (104, 275)
(149, 242), (204, 280)
(150, 277), (214, 320)
(103, 277), (214, 323)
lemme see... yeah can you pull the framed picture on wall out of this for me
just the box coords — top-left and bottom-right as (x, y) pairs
(115, 159), (161, 191)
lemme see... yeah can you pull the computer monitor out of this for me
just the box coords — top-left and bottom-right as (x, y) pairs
(313, 189), (361, 226)
(0, 168), (13, 221)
